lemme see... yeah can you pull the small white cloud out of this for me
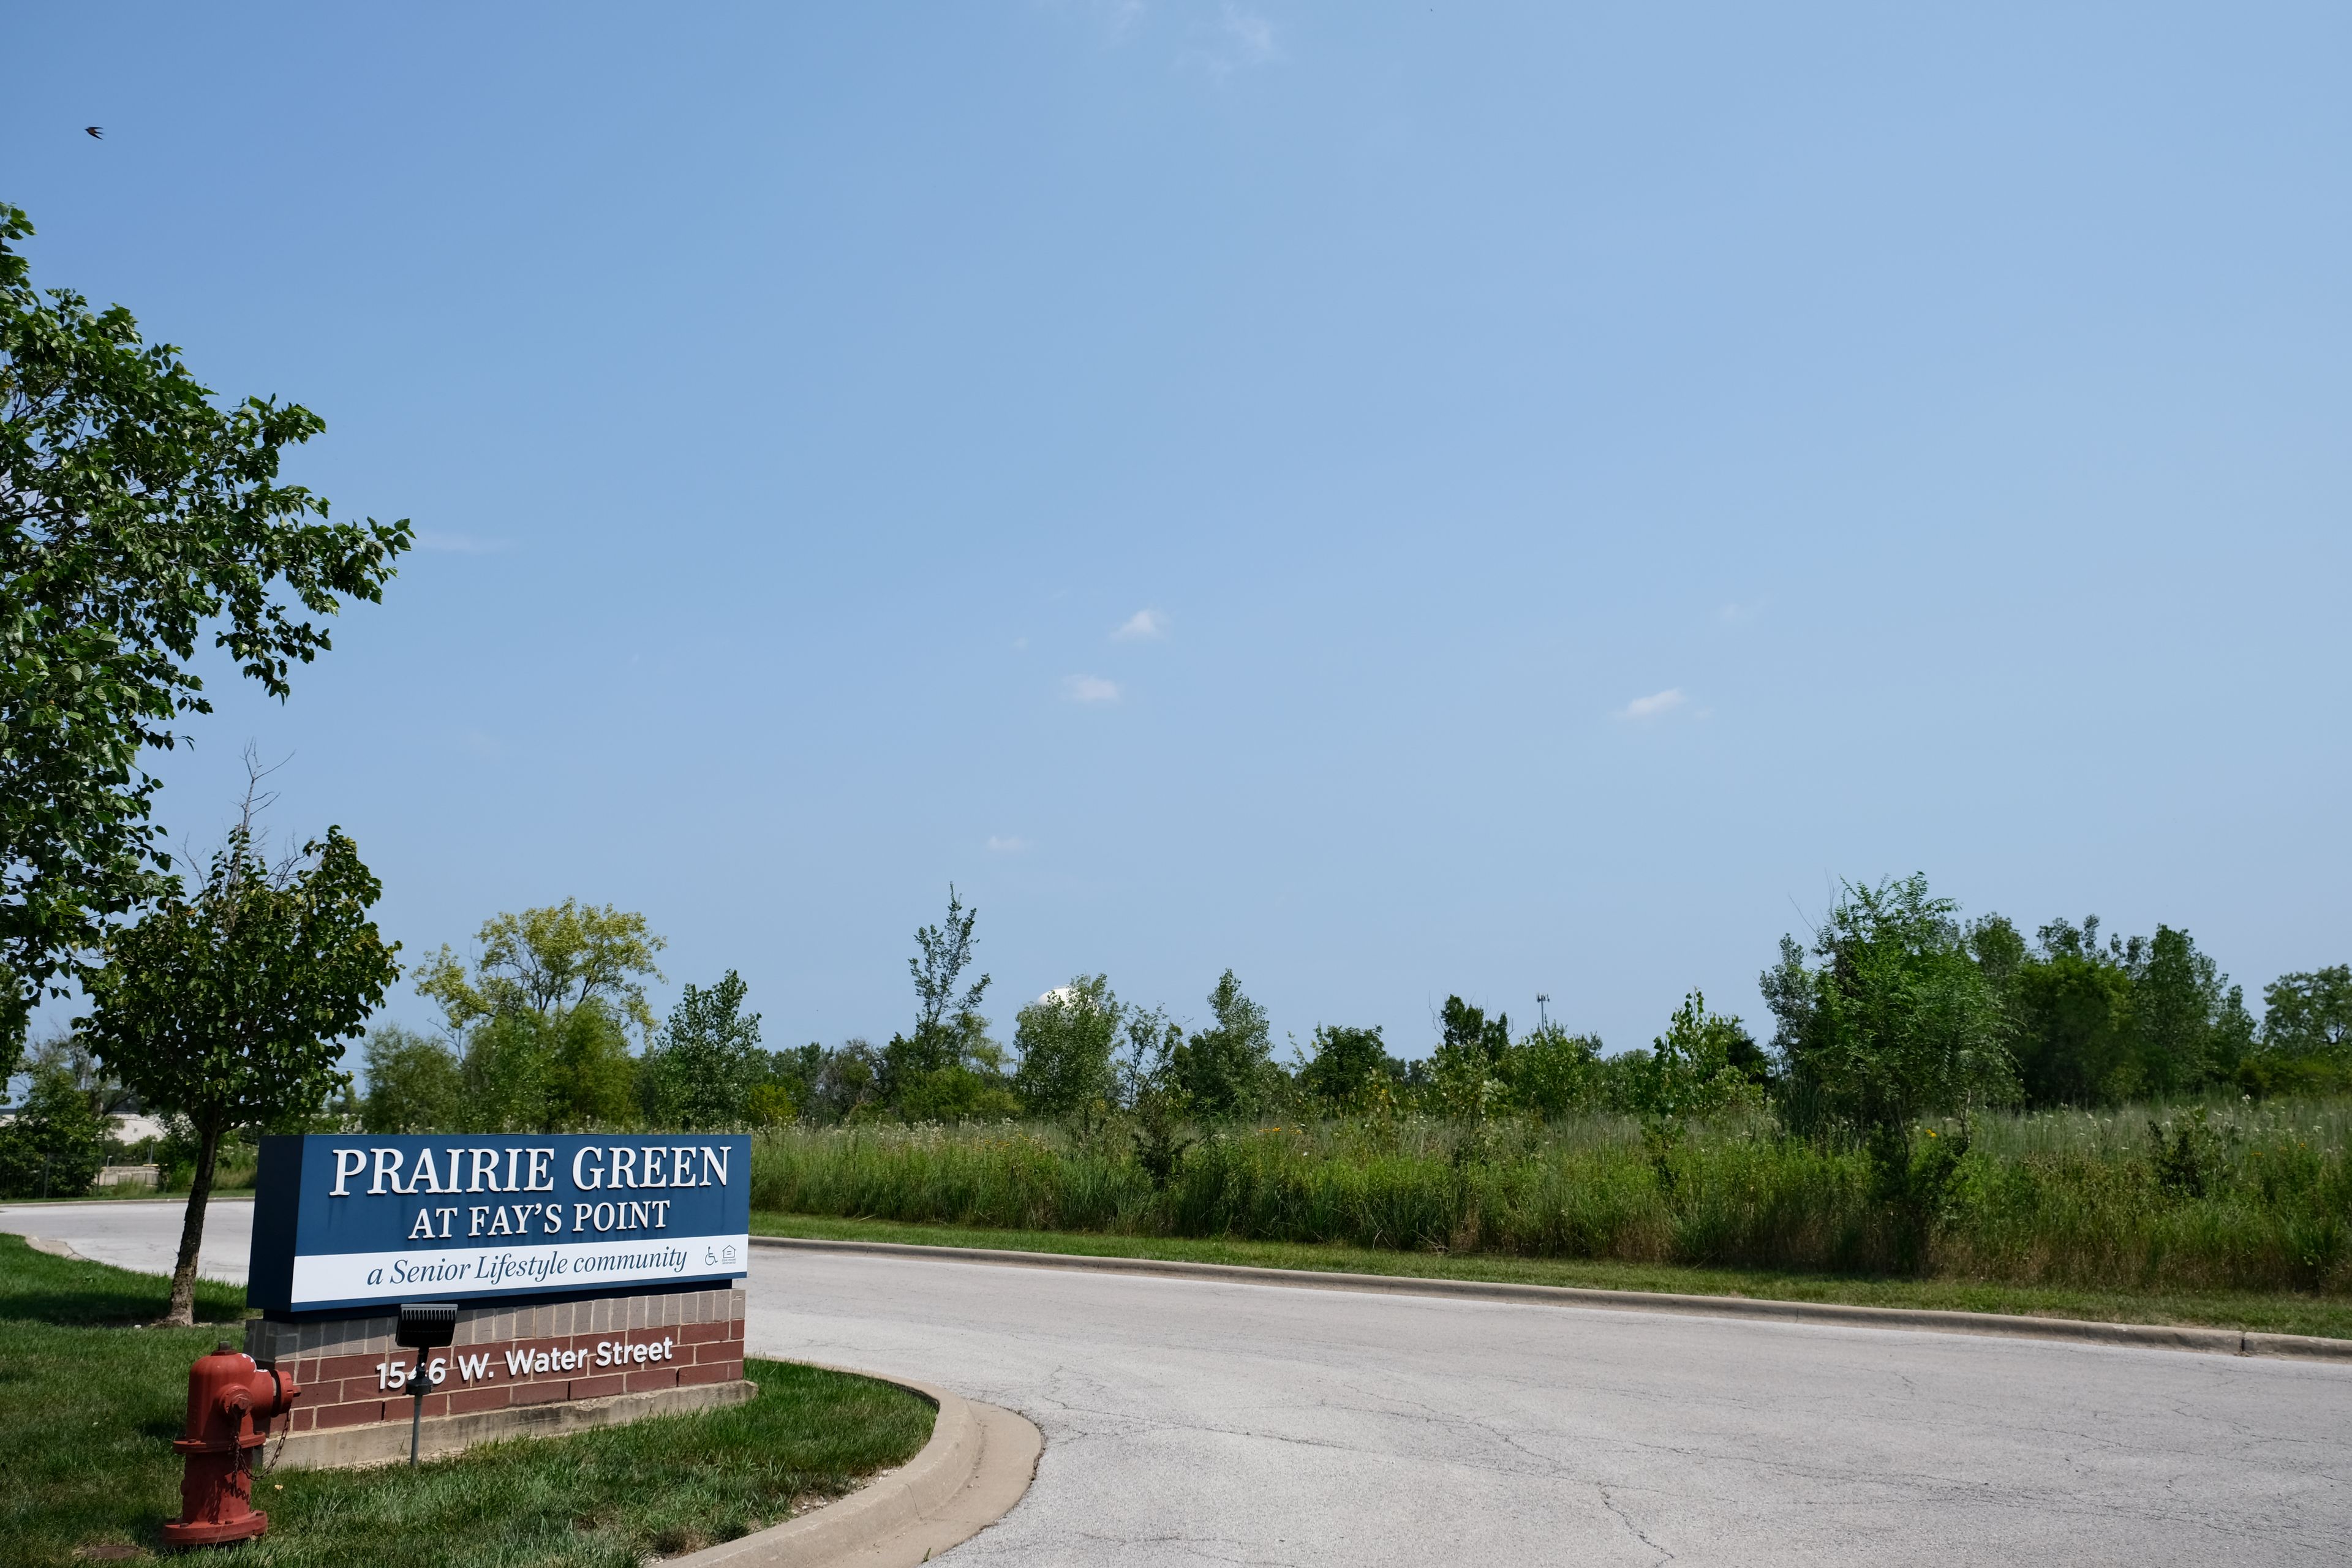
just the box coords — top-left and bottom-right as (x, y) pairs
(414, 530), (511, 555)
(1063, 674), (1121, 704)
(986, 835), (1031, 853)
(1618, 688), (1688, 721)
(1183, 4), (1280, 79)
(1112, 609), (1167, 641)
(1221, 5), (1278, 66)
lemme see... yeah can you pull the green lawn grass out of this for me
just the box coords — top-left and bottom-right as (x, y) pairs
(0, 1234), (933, 1566)
(752, 1210), (2352, 1340)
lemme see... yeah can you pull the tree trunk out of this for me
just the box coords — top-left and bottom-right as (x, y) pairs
(162, 1118), (222, 1326)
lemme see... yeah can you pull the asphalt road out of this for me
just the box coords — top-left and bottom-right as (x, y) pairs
(8, 1199), (2348, 1566)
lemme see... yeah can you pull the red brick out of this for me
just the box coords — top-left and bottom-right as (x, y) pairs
(681, 1322), (722, 1345)
(568, 1374), (625, 1401)
(625, 1368), (678, 1394)
(696, 1341), (739, 1365)
(315, 1352), (383, 1384)
(446, 1385), (511, 1416)
(511, 1380), (568, 1406)
(677, 1362), (736, 1387)
(316, 1400), (386, 1430)
(288, 1407), (316, 1433)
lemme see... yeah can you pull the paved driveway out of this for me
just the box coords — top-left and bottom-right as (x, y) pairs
(9, 1199), (2348, 1566)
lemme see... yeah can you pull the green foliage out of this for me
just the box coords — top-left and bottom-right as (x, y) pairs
(417, 900), (666, 1042)
(1012, 975), (1121, 1125)
(1498, 1023), (1608, 1118)
(1297, 1023), (1398, 1112)
(1763, 874), (2016, 1138)
(2262, 966), (2352, 1061)
(358, 1023), (462, 1134)
(2147, 1107), (2227, 1200)
(640, 970), (766, 1131)
(1630, 990), (1757, 1122)
(458, 1000), (638, 1134)
(894, 1064), (1020, 1124)
(1994, 917), (2252, 1106)
(0, 1063), (111, 1197)
(749, 1093), (2352, 1297)
(1169, 970), (1276, 1120)
(0, 205), (409, 1075)
(876, 888), (1011, 1120)
(81, 819), (398, 1321)
(409, 901), (666, 1133)
(1130, 1084), (1194, 1189)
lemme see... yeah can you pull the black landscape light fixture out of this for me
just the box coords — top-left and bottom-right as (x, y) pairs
(394, 1302), (459, 1466)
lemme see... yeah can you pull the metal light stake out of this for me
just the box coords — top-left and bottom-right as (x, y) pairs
(393, 1302), (458, 1467)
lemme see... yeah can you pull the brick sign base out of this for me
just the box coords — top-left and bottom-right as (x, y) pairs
(243, 1284), (748, 1467)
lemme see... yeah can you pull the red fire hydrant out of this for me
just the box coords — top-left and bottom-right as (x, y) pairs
(163, 1342), (301, 1548)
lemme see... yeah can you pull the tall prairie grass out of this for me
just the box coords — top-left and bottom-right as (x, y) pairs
(749, 1096), (2352, 1294)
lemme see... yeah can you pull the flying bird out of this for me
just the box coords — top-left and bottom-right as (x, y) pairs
(85, 126), (103, 139)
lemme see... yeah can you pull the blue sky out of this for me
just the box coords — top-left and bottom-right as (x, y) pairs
(7, 2), (2348, 1065)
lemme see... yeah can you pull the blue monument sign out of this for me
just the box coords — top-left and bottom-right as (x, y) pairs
(247, 1133), (752, 1314)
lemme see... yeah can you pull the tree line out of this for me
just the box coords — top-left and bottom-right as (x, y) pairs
(340, 878), (2350, 1147)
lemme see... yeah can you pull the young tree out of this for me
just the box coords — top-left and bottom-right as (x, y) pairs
(416, 900), (666, 1042)
(881, 888), (1013, 1118)
(1762, 874), (2015, 1140)
(416, 902), (663, 1131)
(1013, 976), (1123, 1126)
(0, 1060), (112, 1197)
(1630, 990), (1754, 1121)
(641, 970), (766, 1131)
(1500, 1022), (1607, 1119)
(1297, 1023), (1396, 1113)
(81, 820), (398, 1324)
(0, 205), (409, 1075)
(2261, 966), (2352, 1060)
(1169, 970), (1275, 1120)
(358, 1023), (463, 1134)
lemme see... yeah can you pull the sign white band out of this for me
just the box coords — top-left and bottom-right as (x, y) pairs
(287, 1232), (750, 1305)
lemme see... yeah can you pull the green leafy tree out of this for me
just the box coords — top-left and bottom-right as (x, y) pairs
(2008, 918), (2139, 1106)
(1499, 1022), (1608, 1118)
(640, 970), (766, 1131)
(881, 887), (1012, 1118)
(1762, 874), (2015, 1140)
(358, 1023), (462, 1133)
(1169, 970), (1275, 1120)
(1297, 1023), (1398, 1113)
(2247, 965), (2352, 1096)
(2131, 925), (2252, 1095)
(416, 900), (666, 1042)
(0, 1061), (112, 1197)
(81, 816), (399, 1323)
(456, 1001), (638, 1133)
(1013, 975), (1122, 1126)
(2261, 966), (2351, 1060)
(1992, 917), (2252, 1106)
(417, 901), (663, 1131)
(1630, 990), (1754, 1121)
(1427, 996), (1510, 1120)
(0, 205), (409, 1074)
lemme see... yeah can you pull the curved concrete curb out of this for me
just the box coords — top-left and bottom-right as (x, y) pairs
(753, 1235), (2352, 1364)
(668, 1370), (1040, 1567)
